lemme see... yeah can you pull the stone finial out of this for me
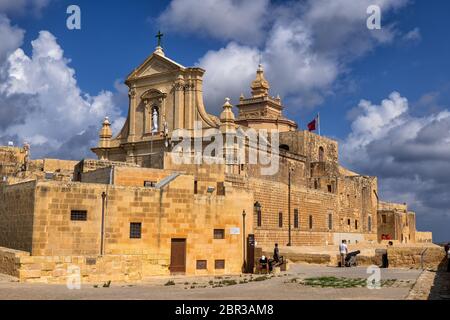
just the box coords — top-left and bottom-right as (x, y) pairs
(240, 93), (245, 100)
(220, 98), (236, 132)
(154, 46), (165, 56)
(251, 64), (270, 97)
(99, 117), (112, 148)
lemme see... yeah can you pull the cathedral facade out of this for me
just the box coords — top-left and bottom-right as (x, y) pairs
(0, 44), (432, 283)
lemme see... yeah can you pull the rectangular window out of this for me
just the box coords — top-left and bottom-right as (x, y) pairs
(214, 229), (225, 239)
(215, 260), (225, 269)
(217, 182), (225, 196)
(294, 209), (299, 229)
(309, 215), (313, 230)
(327, 185), (332, 193)
(368, 216), (372, 232)
(355, 220), (358, 230)
(194, 180), (198, 194)
(196, 260), (207, 270)
(279, 212), (283, 228)
(328, 213), (333, 230)
(144, 181), (156, 187)
(45, 172), (54, 180)
(71, 210), (87, 221)
(257, 209), (262, 227)
(130, 222), (142, 239)
(347, 219), (351, 226)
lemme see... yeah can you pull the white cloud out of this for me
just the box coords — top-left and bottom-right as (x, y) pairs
(403, 27), (422, 43)
(0, 14), (24, 62)
(0, 0), (51, 16)
(158, 0), (270, 45)
(0, 30), (124, 159)
(161, 0), (411, 113)
(341, 92), (450, 241)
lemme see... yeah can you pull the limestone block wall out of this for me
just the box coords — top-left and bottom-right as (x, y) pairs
(251, 177), (339, 246)
(163, 153), (227, 195)
(416, 232), (433, 243)
(387, 247), (445, 269)
(17, 171), (253, 276)
(112, 166), (173, 187)
(0, 247), (30, 278)
(0, 181), (36, 252)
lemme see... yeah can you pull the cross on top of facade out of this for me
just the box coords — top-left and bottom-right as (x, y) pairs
(156, 31), (164, 47)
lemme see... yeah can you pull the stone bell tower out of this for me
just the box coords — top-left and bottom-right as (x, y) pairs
(236, 64), (297, 133)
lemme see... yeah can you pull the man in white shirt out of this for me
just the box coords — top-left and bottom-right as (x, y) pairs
(339, 240), (348, 267)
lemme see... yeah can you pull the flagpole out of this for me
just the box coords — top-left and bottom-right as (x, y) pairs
(318, 113), (321, 136)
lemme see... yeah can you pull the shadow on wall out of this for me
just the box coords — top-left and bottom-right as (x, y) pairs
(428, 256), (450, 300)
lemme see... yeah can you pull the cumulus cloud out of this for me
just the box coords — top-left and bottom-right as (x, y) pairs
(159, 0), (411, 114)
(0, 0), (51, 16)
(0, 29), (125, 159)
(341, 92), (450, 241)
(0, 15), (24, 62)
(158, 0), (271, 45)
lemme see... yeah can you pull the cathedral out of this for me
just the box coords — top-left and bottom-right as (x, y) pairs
(0, 43), (432, 283)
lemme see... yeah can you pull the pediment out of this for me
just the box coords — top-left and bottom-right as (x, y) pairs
(127, 53), (185, 80)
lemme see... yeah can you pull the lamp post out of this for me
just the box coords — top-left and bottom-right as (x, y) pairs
(242, 210), (247, 273)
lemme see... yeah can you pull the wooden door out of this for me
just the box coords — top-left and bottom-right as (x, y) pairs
(170, 239), (186, 274)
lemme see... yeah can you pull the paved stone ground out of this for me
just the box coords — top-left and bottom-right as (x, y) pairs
(407, 269), (450, 300)
(0, 265), (422, 300)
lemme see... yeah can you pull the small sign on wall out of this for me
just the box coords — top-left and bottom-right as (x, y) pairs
(230, 227), (241, 235)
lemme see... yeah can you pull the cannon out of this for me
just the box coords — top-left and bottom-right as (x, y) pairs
(345, 250), (361, 267)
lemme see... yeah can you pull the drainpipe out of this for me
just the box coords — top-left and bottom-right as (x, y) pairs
(100, 191), (106, 256)
(287, 167), (292, 246)
(242, 210), (246, 273)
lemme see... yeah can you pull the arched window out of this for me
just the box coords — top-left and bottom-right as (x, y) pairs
(279, 144), (290, 152)
(319, 146), (325, 162)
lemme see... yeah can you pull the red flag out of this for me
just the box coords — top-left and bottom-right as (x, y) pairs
(307, 118), (317, 132)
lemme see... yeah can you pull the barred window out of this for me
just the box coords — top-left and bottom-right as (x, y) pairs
(328, 213), (333, 230)
(71, 210), (87, 221)
(294, 209), (299, 229)
(130, 222), (142, 239)
(144, 181), (156, 187)
(215, 260), (225, 269)
(196, 260), (207, 270)
(214, 229), (225, 239)
(257, 209), (262, 227)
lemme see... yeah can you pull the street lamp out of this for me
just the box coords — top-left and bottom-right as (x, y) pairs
(242, 210), (247, 273)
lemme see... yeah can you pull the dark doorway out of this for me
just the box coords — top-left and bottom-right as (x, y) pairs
(170, 239), (186, 274)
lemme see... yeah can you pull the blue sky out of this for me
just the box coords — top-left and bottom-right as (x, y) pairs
(1, 0), (450, 241)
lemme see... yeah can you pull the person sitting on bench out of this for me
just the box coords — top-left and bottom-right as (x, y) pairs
(259, 255), (269, 273)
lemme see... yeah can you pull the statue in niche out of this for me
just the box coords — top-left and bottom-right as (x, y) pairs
(152, 107), (159, 133)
